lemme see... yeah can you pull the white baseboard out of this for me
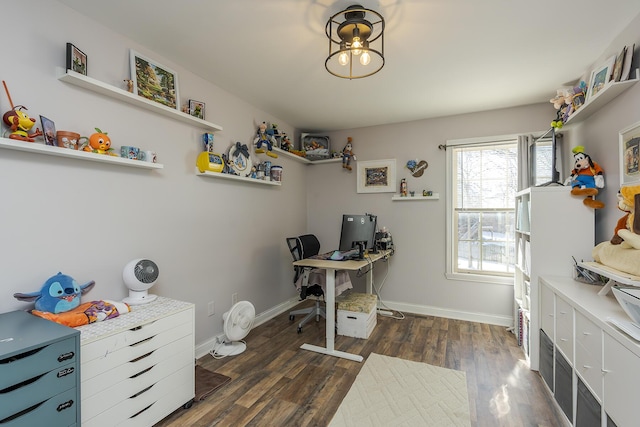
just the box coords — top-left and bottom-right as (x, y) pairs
(195, 297), (512, 359)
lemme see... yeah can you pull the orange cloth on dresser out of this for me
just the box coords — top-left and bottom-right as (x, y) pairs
(32, 300), (130, 327)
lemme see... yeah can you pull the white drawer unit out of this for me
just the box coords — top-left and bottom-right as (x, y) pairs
(75, 297), (195, 427)
(539, 276), (640, 426)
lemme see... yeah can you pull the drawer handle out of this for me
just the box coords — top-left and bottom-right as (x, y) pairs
(56, 399), (74, 412)
(560, 338), (568, 342)
(582, 332), (591, 336)
(130, 384), (154, 399)
(57, 351), (75, 362)
(57, 366), (75, 378)
(0, 347), (43, 364)
(130, 336), (155, 347)
(582, 365), (592, 370)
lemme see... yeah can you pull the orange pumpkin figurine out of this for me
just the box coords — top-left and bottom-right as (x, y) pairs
(84, 127), (117, 155)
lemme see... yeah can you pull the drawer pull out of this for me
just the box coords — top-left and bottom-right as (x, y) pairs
(130, 336), (155, 347)
(57, 366), (75, 378)
(56, 399), (74, 412)
(0, 373), (44, 394)
(560, 338), (568, 342)
(57, 351), (75, 362)
(582, 332), (591, 336)
(582, 365), (592, 370)
(0, 347), (43, 364)
(130, 350), (155, 363)
(0, 401), (44, 422)
(130, 365), (154, 379)
(130, 384), (155, 399)
(130, 402), (155, 419)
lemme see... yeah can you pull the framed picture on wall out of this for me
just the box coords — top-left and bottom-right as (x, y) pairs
(357, 159), (397, 193)
(586, 55), (615, 101)
(129, 49), (179, 110)
(66, 43), (87, 75)
(188, 99), (205, 119)
(620, 120), (640, 185)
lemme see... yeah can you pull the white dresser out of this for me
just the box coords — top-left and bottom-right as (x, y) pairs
(76, 297), (195, 427)
(539, 276), (640, 427)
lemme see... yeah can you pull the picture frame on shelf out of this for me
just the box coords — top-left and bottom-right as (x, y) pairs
(188, 99), (205, 120)
(39, 116), (56, 146)
(620, 120), (640, 185)
(66, 43), (87, 75)
(129, 49), (179, 110)
(357, 159), (396, 193)
(620, 44), (635, 81)
(586, 55), (616, 101)
(612, 46), (627, 82)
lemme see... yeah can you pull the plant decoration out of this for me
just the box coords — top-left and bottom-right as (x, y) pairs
(406, 159), (428, 177)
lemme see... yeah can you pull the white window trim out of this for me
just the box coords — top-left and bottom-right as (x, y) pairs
(444, 134), (520, 286)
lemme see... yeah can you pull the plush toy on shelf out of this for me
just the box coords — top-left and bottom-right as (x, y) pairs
(83, 127), (117, 155)
(342, 137), (356, 170)
(254, 121), (278, 158)
(13, 272), (95, 314)
(611, 184), (640, 248)
(1, 80), (43, 142)
(565, 145), (605, 209)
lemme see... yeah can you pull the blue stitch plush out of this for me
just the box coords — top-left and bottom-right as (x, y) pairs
(14, 272), (95, 314)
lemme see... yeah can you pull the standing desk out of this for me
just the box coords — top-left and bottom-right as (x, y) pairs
(293, 249), (392, 362)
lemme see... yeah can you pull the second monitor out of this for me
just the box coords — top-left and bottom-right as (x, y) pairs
(338, 213), (378, 255)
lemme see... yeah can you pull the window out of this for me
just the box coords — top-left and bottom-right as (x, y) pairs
(445, 136), (518, 283)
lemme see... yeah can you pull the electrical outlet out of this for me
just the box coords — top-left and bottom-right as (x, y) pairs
(232, 293), (238, 306)
(207, 300), (215, 316)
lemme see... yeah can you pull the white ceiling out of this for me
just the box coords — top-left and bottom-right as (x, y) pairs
(57, 0), (640, 132)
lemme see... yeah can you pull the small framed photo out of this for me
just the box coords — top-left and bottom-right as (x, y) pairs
(130, 49), (179, 110)
(66, 43), (87, 75)
(357, 159), (397, 193)
(586, 55), (616, 101)
(620, 120), (640, 185)
(188, 99), (205, 120)
(39, 116), (56, 146)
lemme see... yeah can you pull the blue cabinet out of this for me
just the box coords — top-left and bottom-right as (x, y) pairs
(0, 310), (80, 426)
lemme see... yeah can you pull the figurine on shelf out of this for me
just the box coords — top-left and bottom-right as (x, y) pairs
(2, 80), (42, 142)
(83, 128), (117, 156)
(342, 137), (356, 171)
(400, 178), (407, 197)
(280, 133), (292, 152)
(254, 121), (278, 158)
(124, 79), (134, 93)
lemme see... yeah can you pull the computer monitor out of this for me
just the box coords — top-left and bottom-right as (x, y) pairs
(339, 213), (377, 252)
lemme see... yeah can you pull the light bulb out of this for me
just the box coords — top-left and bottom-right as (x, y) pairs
(338, 51), (349, 66)
(351, 37), (362, 56)
(360, 51), (370, 65)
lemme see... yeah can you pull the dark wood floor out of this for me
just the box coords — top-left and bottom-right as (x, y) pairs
(155, 300), (565, 426)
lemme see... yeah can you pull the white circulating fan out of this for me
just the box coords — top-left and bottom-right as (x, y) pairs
(122, 259), (159, 305)
(211, 301), (255, 358)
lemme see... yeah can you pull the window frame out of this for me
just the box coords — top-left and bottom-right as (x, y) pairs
(445, 134), (519, 285)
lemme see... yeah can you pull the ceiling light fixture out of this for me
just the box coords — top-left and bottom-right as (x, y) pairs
(325, 4), (385, 80)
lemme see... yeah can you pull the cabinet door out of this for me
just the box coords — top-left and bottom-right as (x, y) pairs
(540, 283), (554, 339)
(555, 348), (574, 424)
(555, 296), (574, 362)
(539, 329), (554, 392)
(575, 311), (603, 400)
(576, 376), (601, 427)
(603, 333), (640, 427)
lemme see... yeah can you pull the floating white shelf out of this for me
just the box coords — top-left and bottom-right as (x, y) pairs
(271, 147), (341, 164)
(196, 169), (281, 186)
(57, 69), (223, 132)
(392, 193), (439, 201)
(0, 137), (164, 169)
(564, 69), (639, 127)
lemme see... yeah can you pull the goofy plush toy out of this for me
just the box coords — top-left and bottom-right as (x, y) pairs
(566, 145), (605, 209)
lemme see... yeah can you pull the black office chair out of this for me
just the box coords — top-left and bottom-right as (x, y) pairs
(286, 234), (325, 333)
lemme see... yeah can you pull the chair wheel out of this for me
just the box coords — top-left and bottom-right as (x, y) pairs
(183, 400), (193, 409)
(289, 315), (295, 321)
(297, 327), (302, 334)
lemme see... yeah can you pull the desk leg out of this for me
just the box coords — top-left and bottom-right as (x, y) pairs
(300, 267), (363, 362)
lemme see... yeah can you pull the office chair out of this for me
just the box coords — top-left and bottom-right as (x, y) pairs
(286, 234), (325, 333)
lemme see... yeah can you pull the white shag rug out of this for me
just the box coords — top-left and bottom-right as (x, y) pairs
(329, 353), (471, 427)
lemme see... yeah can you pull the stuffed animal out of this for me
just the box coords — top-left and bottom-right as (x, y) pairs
(342, 137), (356, 171)
(14, 272), (95, 314)
(565, 146), (605, 209)
(254, 121), (278, 158)
(611, 184), (640, 248)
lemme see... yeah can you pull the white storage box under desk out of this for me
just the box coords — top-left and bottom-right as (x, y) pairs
(337, 293), (377, 339)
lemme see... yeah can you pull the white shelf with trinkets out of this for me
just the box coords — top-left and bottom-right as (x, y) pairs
(0, 136), (164, 169)
(195, 169), (281, 186)
(57, 69), (223, 132)
(392, 193), (440, 201)
(563, 69), (639, 127)
(271, 147), (341, 164)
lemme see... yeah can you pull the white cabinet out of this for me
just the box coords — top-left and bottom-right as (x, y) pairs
(540, 276), (640, 427)
(514, 186), (594, 369)
(76, 297), (194, 427)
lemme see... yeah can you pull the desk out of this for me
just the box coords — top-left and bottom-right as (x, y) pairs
(293, 249), (392, 362)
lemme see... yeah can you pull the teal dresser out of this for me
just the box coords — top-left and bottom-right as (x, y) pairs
(0, 310), (80, 426)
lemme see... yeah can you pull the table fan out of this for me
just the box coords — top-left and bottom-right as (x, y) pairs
(122, 259), (159, 305)
(211, 301), (255, 358)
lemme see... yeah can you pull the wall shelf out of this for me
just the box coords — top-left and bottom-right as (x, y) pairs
(392, 193), (439, 201)
(57, 69), (223, 132)
(564, 69), (639, 127)
(0, 137), (164, 169)
(271, 147), (341, 164)
(196, 169), (281, 186)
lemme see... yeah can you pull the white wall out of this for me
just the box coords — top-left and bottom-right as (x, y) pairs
(0, 0), (307, 347)
(307, 104), (553, 324)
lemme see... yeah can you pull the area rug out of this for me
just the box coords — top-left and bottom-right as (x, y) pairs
(329, 353), (471, 427)
(194, 365), (231, 401)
